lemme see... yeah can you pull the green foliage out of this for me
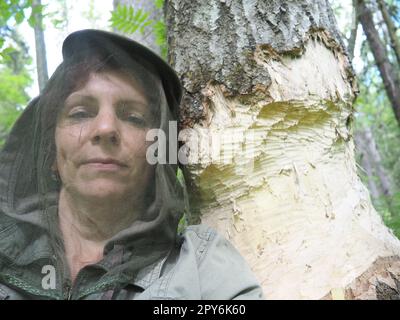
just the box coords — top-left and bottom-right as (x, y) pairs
(110, 0), (167, 59)
(0, 0), (45, 30)
(0, 1), (33, 147)
(27, 2), (46, 28)
(0, 0), (31, 26)
(15, 10), (25, 24)
(0, 0), (45, 63)
(0, 66), (31, 117)
(110, 4), (153, 35)
(46, 0), (69, 31)
(153, 20), (167, 58)
(383, 192), (400, 239)
(154, 0), (164, 10)
(0, 64), (32, 147)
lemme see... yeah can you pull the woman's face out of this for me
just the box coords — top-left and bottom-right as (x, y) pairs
(55, 70), (154, 204)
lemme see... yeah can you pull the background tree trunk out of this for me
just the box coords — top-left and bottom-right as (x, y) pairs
(113, 0), (162, 55)
(354, 130), (381, 200)
(167, 0), (400, 299)
(32, 0), (48, 92)
(377, 0), (400, 67)
(363, 127), (393, 198)
(357, 0), (400, 126)
(355, 126), (394, 214)
(347, 0), (358, 61)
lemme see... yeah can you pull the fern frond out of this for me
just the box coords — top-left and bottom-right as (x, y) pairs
(110, 4), (153, 35)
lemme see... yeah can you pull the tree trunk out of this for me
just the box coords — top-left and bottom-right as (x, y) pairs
(377, 0), (400, 67)
(347, 0), (358, 61)
(357, 0), (400, 126)
(354, 126), (394, 212)
(363, 127), (392, 198)
(62, 0), (69, 33)
(113, 0), (162, 55)
(167, 0), (400, 299)
(354, 130), (381, 200)
(32, 0), (48, 92)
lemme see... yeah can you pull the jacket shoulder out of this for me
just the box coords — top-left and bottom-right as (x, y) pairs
(179, 224), (217, 262)
(179, 224), (265, 300)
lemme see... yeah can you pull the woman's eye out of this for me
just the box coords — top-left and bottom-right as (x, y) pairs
(126, 115), (146, 127)
(68, 109), (90, 119)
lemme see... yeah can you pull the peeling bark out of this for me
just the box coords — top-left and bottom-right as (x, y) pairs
(167, 0), (400, 299)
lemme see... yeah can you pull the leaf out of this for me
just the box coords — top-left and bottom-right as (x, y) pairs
(51, 18), (64, 28)
(1, 46), (17, 56)
(110, 4), (153, 36)
(15, 10), (25, 24)
(153, 20), (166, 46)
(153, 0), (164, 10)
(27, 13), (37, 28)
(32, 3), (45, 16)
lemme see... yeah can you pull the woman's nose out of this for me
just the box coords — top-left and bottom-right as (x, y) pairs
(91, 110), (120, 145)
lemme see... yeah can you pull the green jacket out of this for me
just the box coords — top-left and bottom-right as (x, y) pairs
(0, 224), (264, 300)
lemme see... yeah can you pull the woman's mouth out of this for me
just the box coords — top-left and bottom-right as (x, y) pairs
(83, 158), (127, 171)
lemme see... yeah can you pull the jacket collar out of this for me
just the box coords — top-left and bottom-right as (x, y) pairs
(132, 253), (169, 290)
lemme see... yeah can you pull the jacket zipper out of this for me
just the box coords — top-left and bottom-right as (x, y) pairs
(63, 281), (72, 300)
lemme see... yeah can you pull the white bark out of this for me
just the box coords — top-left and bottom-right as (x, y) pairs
(167, 0), (400, 299)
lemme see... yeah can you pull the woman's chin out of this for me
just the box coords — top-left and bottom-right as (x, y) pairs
(74, 181), (131, 201)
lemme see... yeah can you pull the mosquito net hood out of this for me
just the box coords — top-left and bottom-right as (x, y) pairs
(0, 29), (186, 296)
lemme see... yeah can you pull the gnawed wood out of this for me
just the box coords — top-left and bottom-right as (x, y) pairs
(322, 256), (400, 300)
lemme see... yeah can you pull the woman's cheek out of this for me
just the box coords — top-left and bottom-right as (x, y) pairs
(133, 132), (152, 159)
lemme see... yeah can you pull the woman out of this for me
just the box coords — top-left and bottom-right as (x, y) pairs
(0, 29), (264, 300)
